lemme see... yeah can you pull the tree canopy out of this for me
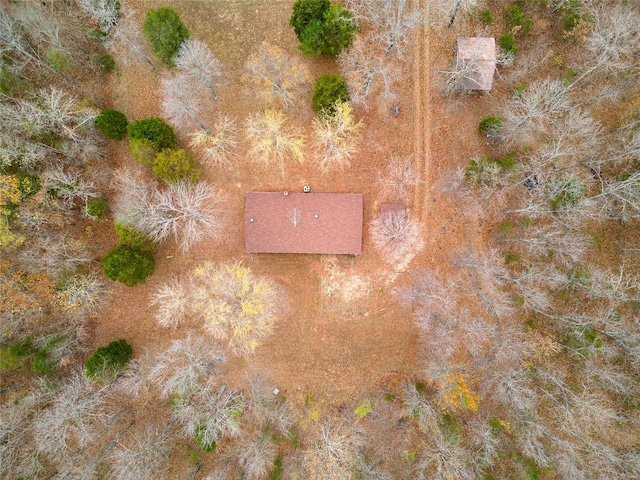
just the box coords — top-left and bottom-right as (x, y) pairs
(142, 7), (190, 67)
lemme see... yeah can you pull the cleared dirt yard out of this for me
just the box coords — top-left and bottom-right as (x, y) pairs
(95, 0), (435, 405)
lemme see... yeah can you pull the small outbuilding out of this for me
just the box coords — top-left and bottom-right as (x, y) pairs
(456, 37), (496, 91)
(245, 192), (363, 255)
(379, 203), (406, 217)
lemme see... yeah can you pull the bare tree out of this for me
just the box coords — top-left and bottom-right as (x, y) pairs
(245, 42), (310, 109)
(528, 108), (602, 173)
(76, 0), (120, 35)
(19, 234), (95, 276)
(1, 87), (100, 169)
(43, 167), (97, 207)
(150, 277), (190, 329)
(144, 181), (224, 252)
(403, 382), (439, 430)
(56, 273), (110, 317)
(0, 2), (87, 87)
(189, 116), (237, 168)
(442, 55), (485, 95)
(33, 372), (108, 458)
(147, 332), (226, 400)
(429, 0), (484, 29)
(245, 109), (304, 179)
(237, 430), (278, 480)
(592, 172), (640, 221)
(418, 430), (476, 480)
(497, 222), (589, 266)
(107, 8), (156, 69)
(377, 155), (420, 202)
(499, 79), (572, 145)
(579, 1), (640, 82)
(173, 382), (244, 454)
(194, 262), (278, 356)
(24, 87), (98, 147)
(338, 36), (398, 108)
(245, 374), (293, 436)
(313, 101), (363, 172)
(174, 39), (223, 100)
(0, 388), (53, 479)
(160, 72), (210, 132)
(347, 0), (425, 58)
(109, 424), (172, 480)
(115, 171), (225, 253)
(369, 209), (425, 266)
(151, 262), (279, 356)
(302, 416), (364, 480)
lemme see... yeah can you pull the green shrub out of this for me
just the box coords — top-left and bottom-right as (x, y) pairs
(290, 0), (330, 40)
(465, 158), (501, 186)
(31, 347), (58, 374)
(354, 397), (375, 418)
(96, 109), (129, 140)
(102, 245), (155, 287)
(47, 49), (71, 72)
(92, 53), (115, 72)
(567, 268), (592, 288)
(195, 423), (216, 453)
(271, 457), (284, 480)
(505, 4), (524, 27)
(564, 327), (603, 356)
(478, 116), (504, 137)
(129, 138), (159, 166)
(299, 18), (325, 57)
(499, 34), (518, 55)
(0, 338), (33, 371)
(142, 7), (189, 67)
(561, 0), (582, 31)
(548, 178), (585, 210)
(495, 151), (517, 171)
(85, 339), (133, 381)
(504, 252), (521, 263)
(16, 173), (41, 200)
(292, 0), (356, 57)
(505, 3), (532, 34)
(300, 4), (356, 57)
(127, 118), (176, 150)
(499, 221), (514, 234)
(480, 10), (494, 24)
(563, 11), (581, 30)
(1, 335), (66, 375)
(115, 223), (155, 250)
(439, 412), (462, 445)
(0, 65), (26, 96)
(87, 28), (107, 41)
(152, 148), (201, 184)
(312, 74), (349, 114)
(85, 198), (108, 219)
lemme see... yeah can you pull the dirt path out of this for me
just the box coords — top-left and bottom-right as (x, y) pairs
(413, 0), (430, 221)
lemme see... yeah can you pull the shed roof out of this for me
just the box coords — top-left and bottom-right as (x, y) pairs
(245, 192), (363, 255)
(456, 37), (496, 90)
(380, 203), (406, 217)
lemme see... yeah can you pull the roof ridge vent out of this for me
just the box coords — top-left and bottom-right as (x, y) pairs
(289, 207), (302, 227)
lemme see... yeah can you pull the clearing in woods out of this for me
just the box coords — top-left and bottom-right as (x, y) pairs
(96, 0), (486, 404)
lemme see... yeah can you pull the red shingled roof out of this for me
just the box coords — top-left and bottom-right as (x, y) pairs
(245, 192), (363, 254)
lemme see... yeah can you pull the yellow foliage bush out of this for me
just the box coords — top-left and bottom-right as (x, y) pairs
(438, 373), (479, 413)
